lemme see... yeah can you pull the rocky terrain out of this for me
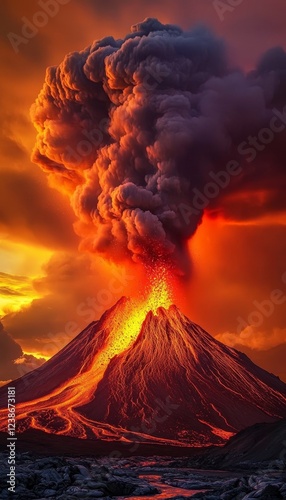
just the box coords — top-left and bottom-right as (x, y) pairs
(0, 453), (285, 499)
(0, 420), (285, 498)
(185, 418), (286, 470)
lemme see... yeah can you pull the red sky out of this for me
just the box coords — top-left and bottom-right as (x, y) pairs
(0, 0), (286, 383)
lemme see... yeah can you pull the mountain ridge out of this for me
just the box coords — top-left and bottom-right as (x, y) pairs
(0, 298), (286, 446)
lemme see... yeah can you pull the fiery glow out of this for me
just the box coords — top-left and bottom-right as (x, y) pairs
(0, 271), (286, 448)
(1, 264), (285, 448)
(16, 352), (51, 362)
(145, 265), (173, 312)
(112, 265), (173, 357)
(0, 269), (175, 441)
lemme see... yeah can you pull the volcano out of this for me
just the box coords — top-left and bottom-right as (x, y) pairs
(1, 297), (286, 447)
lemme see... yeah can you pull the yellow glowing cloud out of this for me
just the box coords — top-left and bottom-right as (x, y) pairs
(0, 240), (52, 316)
(14, 352), (50, 363)
(0, 273), (37, 317)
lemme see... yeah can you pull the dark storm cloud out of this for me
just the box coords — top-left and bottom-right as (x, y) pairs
(31, 18), (286, 272)
(0, 322), (22, 363)
(0, 322), (45, 384)
(207, 45), (286, 221)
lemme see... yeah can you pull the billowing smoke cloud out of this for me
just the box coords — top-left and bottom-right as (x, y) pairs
(31, 18), (286, 272)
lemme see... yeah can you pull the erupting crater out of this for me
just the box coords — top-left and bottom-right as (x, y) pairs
(1, 280), (286, 447)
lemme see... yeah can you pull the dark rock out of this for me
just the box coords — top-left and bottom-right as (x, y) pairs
(106, 478), (137, 495)
(43, 489), (58, 498)
(36, 457), (65, 469)
(133, 484), (159, 495)
(253, 484), (283, 499)
(85, 480), (107, 490)
(76, 464), (90, 477)
(220, 486), (250, 499)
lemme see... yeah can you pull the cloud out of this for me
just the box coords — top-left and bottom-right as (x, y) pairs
(0, 271), (33, 289)
(216, 327), (286, 351)
(30, 18), (286, 276)
(2, 251), (135, 357)
(0, 118), (27, 161)
(0, 271), (37, 316)
(0, 322), (45, 383)
(217, 327), (286, 382)
(0, 322), (22, 364)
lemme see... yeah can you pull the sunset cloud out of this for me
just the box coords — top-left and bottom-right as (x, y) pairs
(216, 327), (286, 351)
(2, 251), (135, 356)
(0, 271), (37, 316)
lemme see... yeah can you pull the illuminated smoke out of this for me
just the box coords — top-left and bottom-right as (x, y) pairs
(31, 18), (286, 273)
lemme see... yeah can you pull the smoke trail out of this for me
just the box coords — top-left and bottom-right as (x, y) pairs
(31, 18), (286, 273)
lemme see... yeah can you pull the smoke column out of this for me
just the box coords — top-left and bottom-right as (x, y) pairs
(31, 18), (286, 274)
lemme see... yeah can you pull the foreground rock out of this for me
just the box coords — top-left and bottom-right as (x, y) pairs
(167, 472), (286, 499)
(0, 454), (159, 499)
(186, 419), (286, 470)
(0, 453), (285, 499)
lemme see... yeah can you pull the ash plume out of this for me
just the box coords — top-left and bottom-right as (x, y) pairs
(31, 18), (286, 273)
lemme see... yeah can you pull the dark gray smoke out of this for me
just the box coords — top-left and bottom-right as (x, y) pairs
(31, 18), (286, 273)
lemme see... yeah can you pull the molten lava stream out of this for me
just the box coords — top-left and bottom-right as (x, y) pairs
(0, 269), (174, 439)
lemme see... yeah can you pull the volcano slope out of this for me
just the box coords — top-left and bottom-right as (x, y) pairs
(0, 298), (286, 447)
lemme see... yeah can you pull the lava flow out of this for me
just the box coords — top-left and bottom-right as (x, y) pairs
(0, 270), (286, 447)
(0, 269), (174, 442)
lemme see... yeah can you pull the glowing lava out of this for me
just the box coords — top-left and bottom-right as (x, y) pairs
(0, 270), (174, 441)
(122, 264), (173, 343)
(0, 270), (286, 447)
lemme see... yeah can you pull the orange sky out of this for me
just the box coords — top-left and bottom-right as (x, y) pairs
(0, 0), (286, 383)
